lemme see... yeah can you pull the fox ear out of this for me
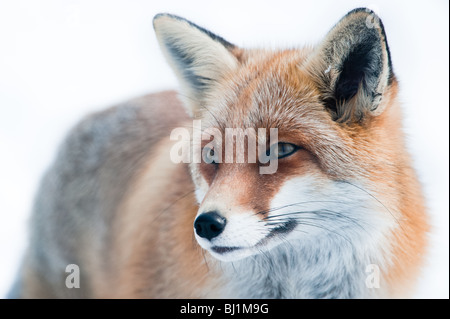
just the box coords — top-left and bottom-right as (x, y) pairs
(153, 13), (239, 117)
(307, 8), (393, 123)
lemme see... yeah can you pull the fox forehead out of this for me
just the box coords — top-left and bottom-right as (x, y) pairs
(202, 48), (325, 131)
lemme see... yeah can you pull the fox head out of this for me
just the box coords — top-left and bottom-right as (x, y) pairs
(153, 9), (403, 263)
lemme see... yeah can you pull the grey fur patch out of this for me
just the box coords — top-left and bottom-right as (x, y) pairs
(15, 92), (188, 298)
(220, 236), (375, 299)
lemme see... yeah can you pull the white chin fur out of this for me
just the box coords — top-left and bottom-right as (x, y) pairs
(194, 212), (273, 262)
(195, 235), (282, 262)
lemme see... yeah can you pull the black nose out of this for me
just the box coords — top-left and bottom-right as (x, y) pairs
(194, 212), (226, 241)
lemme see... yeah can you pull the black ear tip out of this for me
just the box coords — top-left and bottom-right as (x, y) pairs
(153, 12), (169, 21)
(152, 13), (167, 29)
(153, 13), (185, 29)
(153, 12), (167, 20)
(336, 8), (388, 43)
(346, 7), (377, 18)
(153, 12), (184, 21)
(342, 7), (385, 29)
(349, 7), (374, 13)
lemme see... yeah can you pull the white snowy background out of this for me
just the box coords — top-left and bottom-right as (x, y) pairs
(0, 0), (448, 298)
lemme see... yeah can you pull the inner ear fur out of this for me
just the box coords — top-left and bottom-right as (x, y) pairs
(306, 8), (394, 123)
(153, 13), (239, 117)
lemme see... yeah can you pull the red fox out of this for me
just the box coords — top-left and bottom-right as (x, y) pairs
(11, 8), (428, 298)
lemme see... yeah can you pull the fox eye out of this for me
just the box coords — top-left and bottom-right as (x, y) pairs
(275, 143), (300, 159)
(203, 147), (219, 164)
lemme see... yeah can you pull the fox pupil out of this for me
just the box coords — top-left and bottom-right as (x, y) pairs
(208, 148), (217, 164)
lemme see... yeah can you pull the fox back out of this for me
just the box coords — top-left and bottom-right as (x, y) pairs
(13, 8), (428, 298)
